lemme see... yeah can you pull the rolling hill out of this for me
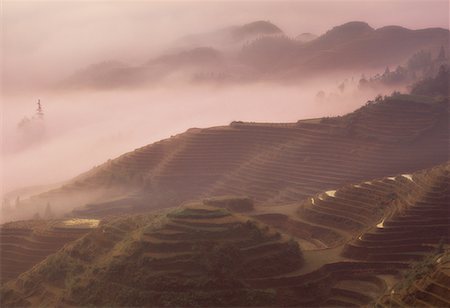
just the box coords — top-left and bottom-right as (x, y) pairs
(1, 203), (303, 306)
(60, 21), (449, 88)
(0, 219), (97, 284)
(23, 93), (449, 219)
(1, 162), (448, 306)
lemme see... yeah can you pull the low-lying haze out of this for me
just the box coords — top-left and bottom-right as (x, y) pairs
(2, 80), (388, 195)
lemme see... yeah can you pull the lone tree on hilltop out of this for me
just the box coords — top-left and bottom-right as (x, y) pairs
(36, 99), (44, 119)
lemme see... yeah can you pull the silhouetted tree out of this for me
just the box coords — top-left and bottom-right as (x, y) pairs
(411, 65), (449, 96)
(359, 74), (368, 88)
(407, 50), (432, 71)
(36, 99), (44, 119)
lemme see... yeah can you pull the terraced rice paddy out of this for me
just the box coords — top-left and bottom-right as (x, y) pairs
(1, 97), (448, 306)
(0, 220), (94, 284)
(1, 162), (449, 306)
(0, 205), (304, 306)
(33, 98), (448, 217)
(247, 163), (450, 306)
(379, 253), (450, 307)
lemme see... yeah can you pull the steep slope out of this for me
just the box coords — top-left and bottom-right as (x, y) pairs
(0, 219), (96, 284)
(0, 204), (302, 307)
(248, 162), (450, 306)
(379, 252), (450, 307)
(25, 95), (448, 218)
(2, 163), (448, 307)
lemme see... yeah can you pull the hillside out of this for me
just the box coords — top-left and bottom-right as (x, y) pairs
(0, 219), (97, 284)
(1, 162), (448, 306)
(379, 252), (450, 307)
(1, 204), (303, 306)
(23, 94), (449, 219)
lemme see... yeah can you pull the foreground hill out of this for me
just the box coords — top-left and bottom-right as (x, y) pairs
(23, 94), (449, 219)
(379, 252), (450, 307)
(1, 204), (303, 306)
(1, 163), (448, 306)
(0, 219), (98, 284)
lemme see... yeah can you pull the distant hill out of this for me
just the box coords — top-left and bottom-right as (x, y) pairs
(152, 47), (223, 67)
(241, 21), (449, 75)
(231, 20), (282, 41)
(59, 21), (450, 89)
(60, 61), (149, 89)
(313, 21), (374, 48)
(176, 20), (283, 48)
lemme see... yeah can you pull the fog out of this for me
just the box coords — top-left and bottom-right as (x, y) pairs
(2, 79), (389, 195)
(1, 0), (446, 212)
(3, 0), (448, 92)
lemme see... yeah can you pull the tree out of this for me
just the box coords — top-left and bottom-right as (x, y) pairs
(411, 65), (449, 96)
(36, 99), (44, 119)
(407, 50), (432, 71)
(359, 74), (368, 88)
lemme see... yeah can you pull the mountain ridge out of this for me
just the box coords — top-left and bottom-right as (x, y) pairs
(59, 21), (449, 89)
